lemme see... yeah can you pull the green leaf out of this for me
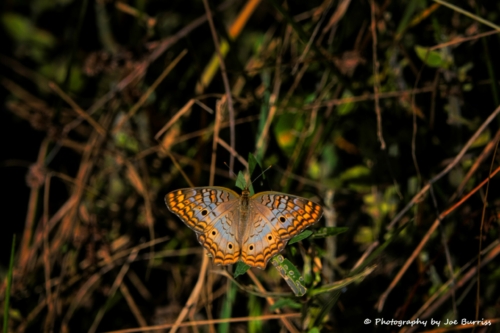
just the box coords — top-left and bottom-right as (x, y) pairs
(414, 45), (450, 68)
(248, 294), (262, 333)
(339, 165), (370, 181)
(320, 145), (338, 176)
(288, 230), (313, 245)
(248, 153), (261, 176)
(273, 113), (304, 156)
(269, 298), (302, 311)
(235, 171), (254, 195)
(235, 171), (247, 190)
(218, 282), (237, 333)
(311, 227), (348, 239)
(337, 90), (355, 116)
(2, 13), (56, 47)
(114, 131), (140, 153)
(234, 261), (250, 278)
(271, 255), (307, 296)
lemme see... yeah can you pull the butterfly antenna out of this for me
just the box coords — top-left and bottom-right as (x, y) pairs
(251, 165), (272, 185)
(224, 162), (237, 179)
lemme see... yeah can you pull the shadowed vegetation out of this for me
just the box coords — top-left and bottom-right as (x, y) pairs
(1, 0), (500, 332)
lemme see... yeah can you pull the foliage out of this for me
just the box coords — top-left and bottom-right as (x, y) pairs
(1, 0), (500, 332)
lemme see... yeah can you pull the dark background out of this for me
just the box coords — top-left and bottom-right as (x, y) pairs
(1, 0), (499, 332)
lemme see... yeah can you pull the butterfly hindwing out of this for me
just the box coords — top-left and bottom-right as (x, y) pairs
(198, 209), (241, 266)
(240, 207), (286, 269)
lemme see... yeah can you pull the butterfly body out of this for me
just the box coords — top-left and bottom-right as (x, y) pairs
(165, 186), (322, 269)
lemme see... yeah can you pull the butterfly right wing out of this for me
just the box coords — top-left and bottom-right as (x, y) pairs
(240, 192), (323, 269)
(165, 187), (241, 266)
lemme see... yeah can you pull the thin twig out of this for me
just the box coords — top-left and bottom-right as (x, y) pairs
(370, 0), (385, 150)
(201, 0), (236, 176)
(475, 133), (499, 321)
(210, 97), (224, 186)
(432, 0), (500, 31)
(216, 137), (248, 169)
(43, 173), (54, 332)
(49, 81), (106, 136)
(305, 85), (436, 110)
(166, 151), (195, 188)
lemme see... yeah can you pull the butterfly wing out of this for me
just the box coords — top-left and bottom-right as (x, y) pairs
(241, 192), (323, 269)
(165, 187), (241, 266)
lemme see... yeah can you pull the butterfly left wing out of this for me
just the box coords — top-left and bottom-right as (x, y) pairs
(241, 192), (323, 269)
(165, 187), (241, 266)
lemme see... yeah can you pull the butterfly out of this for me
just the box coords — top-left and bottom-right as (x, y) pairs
(165, 177), (323, 269)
